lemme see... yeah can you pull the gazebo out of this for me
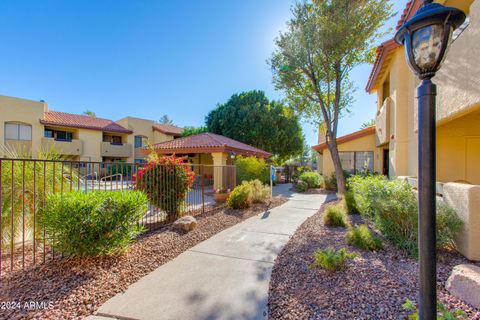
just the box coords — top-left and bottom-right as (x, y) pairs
(147, 133), (271, 189)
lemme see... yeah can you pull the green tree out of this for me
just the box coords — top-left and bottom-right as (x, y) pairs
(83, 110), (96, 117)
(270, 0), (393, 194)
(182, 126), (208, 137)
(206, 90), (304, 160)
(159, 114), (174, 125)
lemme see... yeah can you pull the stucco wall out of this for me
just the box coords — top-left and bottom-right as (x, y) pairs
(78, 130), (103, 162)
(321, 132), (378, 177)
(0, 95), (47, 157)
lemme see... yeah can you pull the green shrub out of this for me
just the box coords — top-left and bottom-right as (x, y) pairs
(346, 224), (383, 251)
(235, 156), (269, 185)
(348, 175), (463, 256)
(300, 171), (323, 189)
(309, 247), (357, 272)
(344, 190), (358, 214)
(227, 184), (253, 209)
(41, 191), (148, 256)
(324, 172), (337, 191)
(324, 205), (349, 228)
(291, 166), (311, 184)
(247, 179), (270, 203)
(135, 156), (194, 221)
(402, 299), (466, 320)
(295, 180), (309, 193)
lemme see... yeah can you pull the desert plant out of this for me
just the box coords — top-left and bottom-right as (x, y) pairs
(41, 191), (148, 256)
(0, 146), (79, 252)
(300, 171), (323, 189)
(247, 179), (270, 203)
(346, 224), (383, 251)
(402, 299), (466, 319)
(344, 189), (358, 214)
(235, 156), (269, 185)
(295, 180), (309, 193)
(324, 205), (349, 228)
(227, 183), (253, 209)
(437, 203), (464, 250)
(309, 247), (357, 272)
(324, 172), (337, 191)
(135, 156), (194, 221)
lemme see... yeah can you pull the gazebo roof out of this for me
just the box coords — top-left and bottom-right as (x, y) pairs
(149, 133), (272, 158)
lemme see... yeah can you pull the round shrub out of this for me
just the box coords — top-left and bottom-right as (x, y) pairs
(300, 171), (323, 189)
(227, 184), (253, 209)
(235, 156), (269, 184)
(295, 180), (309, 193)
(248, 179), (271, 203)
(346, 224), (383, 251)
(135, 156), (195, 220)
(324, 205), (349, 228)
(41, 191), (148, 256)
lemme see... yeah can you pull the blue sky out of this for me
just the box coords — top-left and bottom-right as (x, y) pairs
(0, 0), (406, 147)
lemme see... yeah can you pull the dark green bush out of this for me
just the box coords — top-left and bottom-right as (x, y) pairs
(227, 184), (253, 209)
(295, 180), (309, 193)
(291, 166), (311, 184)
(300, 171), (323, 189)
(348, 175), (463, 256)
(309, 247), (357, 272)
(344, 190), (358, 214)
(324, 205), (349, 228)
(346, 224), (383, 251)
(41, 191), (148, 256)
(235, 156), (269, 185)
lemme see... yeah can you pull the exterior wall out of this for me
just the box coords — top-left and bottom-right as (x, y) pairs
(153, 130), (174, 144)
(0, 95), (47, 157)
(77, 130), (103, 162)
(321, 133), (378, 177)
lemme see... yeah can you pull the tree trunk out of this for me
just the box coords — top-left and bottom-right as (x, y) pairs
(327, 138), (346, 195)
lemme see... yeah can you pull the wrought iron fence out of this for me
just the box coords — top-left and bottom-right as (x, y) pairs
(0, 158), (236, 278)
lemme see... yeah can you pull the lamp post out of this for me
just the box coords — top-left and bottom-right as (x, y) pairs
(394, 1), (466, 319)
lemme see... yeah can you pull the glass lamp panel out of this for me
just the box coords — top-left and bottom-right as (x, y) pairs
(412, 24), (444, 71)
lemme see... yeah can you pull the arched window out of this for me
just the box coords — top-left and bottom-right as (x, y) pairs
(4, 122), (32, 141)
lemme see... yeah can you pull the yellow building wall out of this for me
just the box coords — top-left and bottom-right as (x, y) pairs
(321, 133), (378, 177)
(0, 95), (47, 158)
(77, 130), (103, 162)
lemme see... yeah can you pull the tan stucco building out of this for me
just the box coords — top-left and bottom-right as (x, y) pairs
(0, 94), (182, 163)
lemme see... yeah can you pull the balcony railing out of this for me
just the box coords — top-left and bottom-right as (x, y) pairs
(41, 137), (83, 156)
(375, 97), (391, 146)
(101, 142), (132, 158)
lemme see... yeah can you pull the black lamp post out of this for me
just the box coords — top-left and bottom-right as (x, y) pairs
(394, 1), (466, 319)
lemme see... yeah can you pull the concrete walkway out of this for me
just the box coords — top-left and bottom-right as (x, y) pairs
(89, 184), (334, 320)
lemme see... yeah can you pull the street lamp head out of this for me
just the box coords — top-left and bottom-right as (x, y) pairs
(394, 2), (466, 80)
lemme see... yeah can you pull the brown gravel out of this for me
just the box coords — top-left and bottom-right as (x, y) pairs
(268, 202), (480, 320)
(0, 197), (287, 320)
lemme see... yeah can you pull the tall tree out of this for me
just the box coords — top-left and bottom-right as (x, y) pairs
(206, 90), (304, 160)
(159, 114), (174, 125)
(182, 126), (208, 137)
(361, 119), (375, 129)
(270, 0), (393, 194)
(83, 110), (96, 117)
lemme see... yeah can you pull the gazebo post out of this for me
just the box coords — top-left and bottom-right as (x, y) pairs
(212, 152), (228, 190)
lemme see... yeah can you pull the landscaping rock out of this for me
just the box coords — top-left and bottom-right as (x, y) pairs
(172, 215), (198, 232)
(446, 264), (480, 308)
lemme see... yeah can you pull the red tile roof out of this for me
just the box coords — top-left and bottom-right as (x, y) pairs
(40, 111), (132, 134)
(366, 0), (423, 93)
(312, 126), (376, 153)
(152, 123), (183, 137)
(149, 133), (272, 158)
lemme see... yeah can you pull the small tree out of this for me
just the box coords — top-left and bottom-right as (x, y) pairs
(83, 110), (96, 117)
(270, 0), (393, 193)
(182, 126), (208, 137)
(159, 114), (174, 125)
(135, 156), (194, 221)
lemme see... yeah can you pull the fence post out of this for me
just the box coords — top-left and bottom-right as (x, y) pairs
(201, 165), (205, 214)
(270, 165), (273, 199)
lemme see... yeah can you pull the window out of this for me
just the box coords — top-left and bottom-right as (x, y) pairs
(339, 151), (374, 174)
(134, 136), (144, 148)
(55, 131), (73, 141)
(44, 129), (54, 138)
(5, 123), (32, 141)
(111, 136), (122, 145)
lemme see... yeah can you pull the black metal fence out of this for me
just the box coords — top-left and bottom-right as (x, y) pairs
(0, 158), (236, 278)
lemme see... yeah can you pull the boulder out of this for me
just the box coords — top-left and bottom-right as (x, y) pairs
(446, 264), (480, 308)
(172, 215), (197, 232)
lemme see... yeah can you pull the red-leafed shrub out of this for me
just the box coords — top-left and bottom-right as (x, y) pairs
(135, 156), (195, 221)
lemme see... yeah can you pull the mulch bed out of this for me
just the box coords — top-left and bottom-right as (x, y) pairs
(0, 197), (287, 320)
(268, 202), (480, 320)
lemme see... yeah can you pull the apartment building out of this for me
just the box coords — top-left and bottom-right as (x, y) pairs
(0, 94), (182, 163)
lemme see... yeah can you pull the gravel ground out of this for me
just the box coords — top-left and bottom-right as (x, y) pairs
(268, 202), (480, 320)
(0, 197), (287, 320)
